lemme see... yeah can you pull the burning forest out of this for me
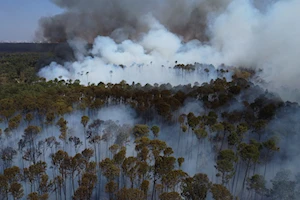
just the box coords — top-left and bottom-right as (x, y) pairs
(0, 0), (300, 199)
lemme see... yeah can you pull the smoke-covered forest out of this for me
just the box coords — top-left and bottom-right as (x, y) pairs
(1, 0), (300, 200)
(1, 51), (300, 200)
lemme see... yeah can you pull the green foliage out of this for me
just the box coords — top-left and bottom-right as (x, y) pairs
(0, 58), (288, 200)
(181, 173), (210, 200)
(151, 125), (160, 138)
(187, 112), (199, 130)
(100, 158), (120, 181)
(0, 52), (49, 84)
(177, 157), (184, 168)
(9, 182), (24, 200)
(215, 149), (237, 184)
(194, 128), (208, 139)
(159, 191), (181, 200)
(116, 188), (145, 200)
(81, 116), (89, 128)
(140, 180), (150, 195)
(210, 184), (233, 200)
(238, 143), (260, 164)
(133, 124), (150, 138)
(246, 174), (267, 197)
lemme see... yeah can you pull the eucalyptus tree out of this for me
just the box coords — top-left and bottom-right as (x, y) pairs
(0, 147), (17, 169)
(51, 150), (69, 200)
(238, 143), (260, 194)
(246, 174), (267, 200)
(80, 116), (89, 148)
(115, 188), (145, 200)
(22, 126), (41, 165)
(56, 118), (68, 150)
(261, 138), (279, 177)
(9, 182), (24, 200)
(159, 192), (181, 200)
(210, 184), (233, 200)
(181, 173), (210, 200)
(151, 125), (160, 138)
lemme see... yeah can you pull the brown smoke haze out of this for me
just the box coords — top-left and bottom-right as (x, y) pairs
(37, 0), (300, 102)
(36, 0), (234, 43)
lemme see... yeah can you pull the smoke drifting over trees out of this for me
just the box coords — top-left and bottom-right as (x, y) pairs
(1, 0), (300, 199)
(1, 68), (300, 199)
(37, 0), (300, 102)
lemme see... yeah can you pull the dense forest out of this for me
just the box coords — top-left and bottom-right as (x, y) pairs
(0, 52), (300, 200)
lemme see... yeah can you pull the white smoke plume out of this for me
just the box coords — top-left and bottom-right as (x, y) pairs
(38, 0), (300, 101)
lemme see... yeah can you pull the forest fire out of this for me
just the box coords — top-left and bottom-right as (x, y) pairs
(0, 0), (300, 200)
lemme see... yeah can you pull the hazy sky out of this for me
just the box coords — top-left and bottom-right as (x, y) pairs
(0, 0), (62, 41)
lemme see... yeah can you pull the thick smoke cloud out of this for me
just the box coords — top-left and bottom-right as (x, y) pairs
(39, 15), (232, 86)
(210, 0), (300, 102)
(37, 0), (233, 42)
(38, 0), (300, 102)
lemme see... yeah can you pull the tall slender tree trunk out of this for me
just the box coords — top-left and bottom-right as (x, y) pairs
(196, 142), (201, 171)
(231, 162), (238, 194)
(234, 161), (241, 195)
(219, 132), (226, 153)
(264, 163), (268, 178)
(177, 129), (181, 156)
(253, 163), (257, 176)
(151, 179), (156, 200)
(72, 173), (75, 196)
(241, 160), (250, 198)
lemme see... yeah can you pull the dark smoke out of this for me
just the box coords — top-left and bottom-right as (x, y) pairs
(37, 0), (300, 102)
(36, 0), (233, 42)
